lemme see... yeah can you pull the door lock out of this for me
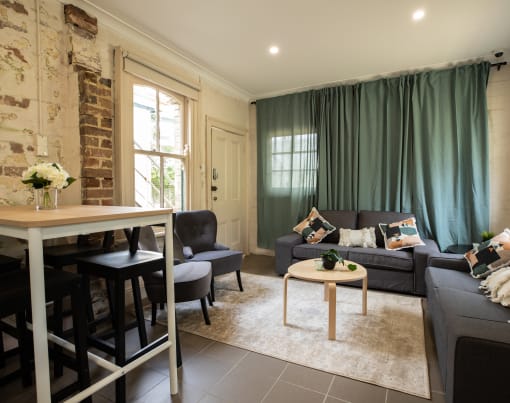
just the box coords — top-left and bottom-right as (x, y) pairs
(213, 197), (218, 201)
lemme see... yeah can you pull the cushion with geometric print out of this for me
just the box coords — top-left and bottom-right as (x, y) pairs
(465, 228), (510, 278)
(378, 217), (425, 251)
(293, 207), (336, 244)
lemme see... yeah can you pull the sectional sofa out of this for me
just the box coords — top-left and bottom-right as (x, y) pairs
(425, 253), (510, 403)
(275, 210), (439, 295)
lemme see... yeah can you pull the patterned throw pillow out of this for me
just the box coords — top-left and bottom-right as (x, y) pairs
(293, 207), (336, 244)
(379, 218), (425, 251)
(338, 227), (377, 248)
(465, 229), (510, 278)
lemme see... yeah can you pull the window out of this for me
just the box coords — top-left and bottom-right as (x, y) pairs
(132, 84), (186, 210)
(114, 49), (199, 210)
(270, 133), (317, 190)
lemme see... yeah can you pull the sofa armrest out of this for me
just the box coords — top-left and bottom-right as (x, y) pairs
(413, 239), (440, 295)
(275, 233), (304, 275)
(428, 251), (470, 273)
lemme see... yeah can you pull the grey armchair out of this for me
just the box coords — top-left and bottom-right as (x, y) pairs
(174, 210), (244, 301)
(136, 226), (213, 326)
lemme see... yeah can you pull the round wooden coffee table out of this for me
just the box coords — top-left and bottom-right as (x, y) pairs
(283, 259), (367, 340)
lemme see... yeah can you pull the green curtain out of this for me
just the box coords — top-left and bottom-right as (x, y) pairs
(314, 85), (360, 210)
(256, 92), (316, 249)
(256, 62), (490, 250)
(357, 77), (413, 212)
(409, 63), (490, 247)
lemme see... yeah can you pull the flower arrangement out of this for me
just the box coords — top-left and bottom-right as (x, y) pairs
(21, 162), (75, 190)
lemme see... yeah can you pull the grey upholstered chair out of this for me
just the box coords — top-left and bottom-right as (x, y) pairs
(137, 226), (213, 325)
(174, 210), (244, 301)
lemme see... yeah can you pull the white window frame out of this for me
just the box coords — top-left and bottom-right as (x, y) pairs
(114, 48), (199, 208)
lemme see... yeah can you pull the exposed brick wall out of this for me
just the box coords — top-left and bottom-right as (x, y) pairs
(78, 68), (114, 205)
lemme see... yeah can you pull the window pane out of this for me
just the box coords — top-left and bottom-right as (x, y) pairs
(133, 85), (157, 151)
(163, 158), (184, 210)
(159, 91), (183, 154)
(134, 154), (160, 208)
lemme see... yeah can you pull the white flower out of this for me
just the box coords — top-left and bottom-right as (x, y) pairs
(21, 162), (75, 189)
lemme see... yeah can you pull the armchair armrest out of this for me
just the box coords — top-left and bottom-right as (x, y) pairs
(275, 233), (304, 275)
(214, 242), (230, 251)
(413, 238), (440, 295)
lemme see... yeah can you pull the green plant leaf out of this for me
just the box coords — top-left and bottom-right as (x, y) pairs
(347, 263), (357, 271)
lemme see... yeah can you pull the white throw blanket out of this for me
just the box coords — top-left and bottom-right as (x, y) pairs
(480, 266), (510, 307)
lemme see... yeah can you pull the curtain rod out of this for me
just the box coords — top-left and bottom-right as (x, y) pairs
(251, 61), (507, 103)
(491, 61), (507, 71)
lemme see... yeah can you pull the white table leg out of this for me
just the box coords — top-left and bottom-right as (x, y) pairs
(164, 215), (178, 395)
(28, 228), (51, 402)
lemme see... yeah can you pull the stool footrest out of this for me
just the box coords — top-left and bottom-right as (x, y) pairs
(125, 334), (168, 365)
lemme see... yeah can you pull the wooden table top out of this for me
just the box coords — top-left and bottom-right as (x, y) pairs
(0, 205), (173, 228)
(288, 259), (367, 283)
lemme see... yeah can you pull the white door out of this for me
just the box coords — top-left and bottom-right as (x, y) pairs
(210, 126), (246, 251)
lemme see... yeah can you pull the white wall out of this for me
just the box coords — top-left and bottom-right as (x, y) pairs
(0, 0), (251, 257)
(487, 66), (510, 233)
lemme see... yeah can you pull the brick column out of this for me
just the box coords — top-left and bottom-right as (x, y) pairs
(78, 68), (114, 205)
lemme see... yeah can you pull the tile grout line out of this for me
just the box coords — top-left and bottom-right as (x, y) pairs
(322, 376), (336, 403)
(260, 362), (289, 403)
(208, 345), (250, 388)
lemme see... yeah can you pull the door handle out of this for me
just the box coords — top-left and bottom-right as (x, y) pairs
(211, 186), (218, 191)
(212, 168), (218, 180)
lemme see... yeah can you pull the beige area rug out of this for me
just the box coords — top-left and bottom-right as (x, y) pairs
(167, 272), (430, 398)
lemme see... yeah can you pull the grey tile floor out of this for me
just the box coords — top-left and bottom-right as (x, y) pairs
(0, 255), (445, 402)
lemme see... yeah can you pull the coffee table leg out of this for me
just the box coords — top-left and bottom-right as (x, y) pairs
(328, 282), (336, 340)
(283, 273), (290, 325)
(362, 275), (367, 315)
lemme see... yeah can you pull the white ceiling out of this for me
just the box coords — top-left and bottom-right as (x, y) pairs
(85, 0), (510, 99)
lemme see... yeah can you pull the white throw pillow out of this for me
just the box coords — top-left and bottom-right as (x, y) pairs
(338, 227), (377, 248)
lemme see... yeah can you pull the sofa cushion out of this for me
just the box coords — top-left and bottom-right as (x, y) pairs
(320, 210), (357, 244)
(293, 207), (336, 244)
(464, 229), (510, 278)
(426, 266), (481, 294)
(348, 247), (414, 272)
(338, 227), (377, 248)
(357, 211), (414, 247)
(293, 243), (350, 260)
(379, 217), (425, 251)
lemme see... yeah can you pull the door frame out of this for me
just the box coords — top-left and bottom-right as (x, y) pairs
(206, 116), (248, 252)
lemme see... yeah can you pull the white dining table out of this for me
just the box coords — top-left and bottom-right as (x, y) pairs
(0, 205), (178, 402)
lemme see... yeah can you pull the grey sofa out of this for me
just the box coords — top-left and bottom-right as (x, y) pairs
(275, 210), (439, 295)
(425, 253), (510, 403)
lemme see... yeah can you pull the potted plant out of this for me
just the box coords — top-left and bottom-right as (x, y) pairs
(481, 230), (495, 242)
(320, 249), (343, 270)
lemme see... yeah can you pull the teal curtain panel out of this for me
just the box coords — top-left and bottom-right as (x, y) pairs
(256, 62), (490, 250)
(256, 92), (317, 249)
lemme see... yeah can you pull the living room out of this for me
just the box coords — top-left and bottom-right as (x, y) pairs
(0, 1), (509, 402)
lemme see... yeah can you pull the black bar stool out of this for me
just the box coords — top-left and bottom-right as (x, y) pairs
(0, 268), (91, 402)
(76, 228), (167, 402)
(0, 255), (23, 369)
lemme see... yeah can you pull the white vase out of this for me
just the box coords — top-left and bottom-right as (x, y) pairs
(35, 187), (58, 210)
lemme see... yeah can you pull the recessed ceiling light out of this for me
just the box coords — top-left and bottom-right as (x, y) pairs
(412, 9), (425, 21)
(269, 46), (279, 55)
